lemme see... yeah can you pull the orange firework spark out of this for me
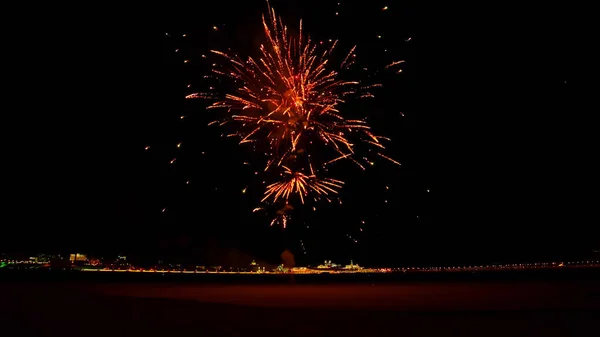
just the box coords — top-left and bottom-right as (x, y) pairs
(270, 214), (289, 228)
(193, 3), (398, 206)
(262, 166), (344, 204)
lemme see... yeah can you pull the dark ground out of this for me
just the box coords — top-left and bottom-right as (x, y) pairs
(2, 273), (600, 336)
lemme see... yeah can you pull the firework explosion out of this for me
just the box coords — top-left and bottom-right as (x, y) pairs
(189, 3), (401, 225)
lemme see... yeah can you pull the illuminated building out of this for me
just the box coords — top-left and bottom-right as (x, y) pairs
(69, 253), (88, 262)
(249, 260), (260, 272)
(343, 260), (362, 270)
(315, 260), (341, 269)
(275, 264), (289, 272)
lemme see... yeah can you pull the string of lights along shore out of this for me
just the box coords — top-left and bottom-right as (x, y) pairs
(159, 1), (423, 243)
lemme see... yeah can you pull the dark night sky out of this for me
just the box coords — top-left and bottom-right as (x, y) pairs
(4, 1), (595, 266)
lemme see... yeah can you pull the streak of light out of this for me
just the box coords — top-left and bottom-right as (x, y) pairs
(377, 152), (402, 166)
(385, 60), (405, 69)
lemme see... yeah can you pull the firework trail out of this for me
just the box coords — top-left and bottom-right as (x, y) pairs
(189, 3), (400, 222)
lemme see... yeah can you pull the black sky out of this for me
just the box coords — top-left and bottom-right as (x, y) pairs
(4, 1), (595, 265)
